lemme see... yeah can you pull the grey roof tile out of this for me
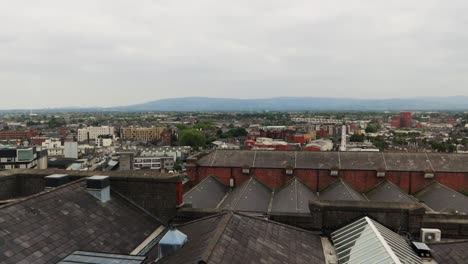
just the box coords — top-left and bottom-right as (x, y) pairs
(366, 180), (416, 203)
(183, 176), (228, 209)
(0, 180), (160, 264)
(319, 179), (366, 201)
(271, 177), (317, 213)
(414, 182), (468, 213)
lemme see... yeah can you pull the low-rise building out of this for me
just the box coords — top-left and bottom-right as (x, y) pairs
(77, 126), (115, 142)
(120, 126), (166, 142)
(0, 146), (47, 169)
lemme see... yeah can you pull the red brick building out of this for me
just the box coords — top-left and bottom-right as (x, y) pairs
(187, 150), (468, 194)
(0, 130), (38, 140)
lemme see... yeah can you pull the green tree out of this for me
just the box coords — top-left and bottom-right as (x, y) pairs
(179, 129), (206, 149)
(350, 134), (365, 142)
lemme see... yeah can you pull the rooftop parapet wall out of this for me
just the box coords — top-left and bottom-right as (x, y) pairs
(309, 200), (426, 236)
(0, 169), (183, 221)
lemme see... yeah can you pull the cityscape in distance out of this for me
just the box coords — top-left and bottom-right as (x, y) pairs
(2, 1), (468, 263)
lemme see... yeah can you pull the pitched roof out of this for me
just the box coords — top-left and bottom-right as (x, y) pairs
(414, 182), (468, 213)
(196, 150), (468, 172)
(220, 177), (272, 212)
(183, 176), (228, 209)
(366, 180), (416, 203)
(271, 177), (317, 213)
(429, 240), (468, 263)
(319, 179), (367, 201)
(153, 212), (325, 264)
(0, 180), (160, 264)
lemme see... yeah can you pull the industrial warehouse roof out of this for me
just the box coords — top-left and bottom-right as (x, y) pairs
(220, 177), (272, 212)
(319, 179), (367, 201)
(366, 180), (416, 203)
(0, 180), (160, 264)
(152, 212), (325, 264)
(183, 176), (228, 209)
(271, 177), (317, 213)
(414, 182), (468, 214)
(197, 150), (468, 172)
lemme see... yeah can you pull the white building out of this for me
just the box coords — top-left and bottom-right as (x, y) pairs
(77, 126), (115, 142)
(64, 142), (78, 159)
(96, 136), (113, 147)
(41, 139), (64, 156)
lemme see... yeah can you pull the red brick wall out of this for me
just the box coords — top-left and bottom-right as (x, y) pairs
(188, 166), (468, 193)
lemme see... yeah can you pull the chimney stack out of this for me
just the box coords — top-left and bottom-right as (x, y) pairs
(86, 175), (111, 202)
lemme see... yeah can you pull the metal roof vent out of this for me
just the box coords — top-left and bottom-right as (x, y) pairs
(158, 227), (188, 258)
(45, 174), (69, 190)
(86, 175), (110, 203)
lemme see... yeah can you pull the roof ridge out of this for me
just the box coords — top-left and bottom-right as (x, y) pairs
(232, 177), (254, 210)
(200, 212), (233, 263)
(175, 211), (229, 227)
(0, 178), (85, 209)
(235, 212), (322, 235)
(111, 189), (165, 225)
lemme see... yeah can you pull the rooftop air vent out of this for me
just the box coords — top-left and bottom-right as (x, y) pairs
(330, 167), (339, 177)
(242, 165), (250, 175)
(376, 168), (386, 178)
(285, 166), (294, 176)
(158, 227), (188, 258)
(86, 175), (110, 202)
(45, 174), (69, 190)
(421, 228), (441, 243)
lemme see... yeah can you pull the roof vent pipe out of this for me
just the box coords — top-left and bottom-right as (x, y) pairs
(86, 175), (111, 202)
(44, 174), (69, 190)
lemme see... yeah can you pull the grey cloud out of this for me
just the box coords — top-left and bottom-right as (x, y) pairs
(1, 0), (468, 108)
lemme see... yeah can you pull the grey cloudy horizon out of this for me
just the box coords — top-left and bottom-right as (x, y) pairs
(1, 0), (468, 109)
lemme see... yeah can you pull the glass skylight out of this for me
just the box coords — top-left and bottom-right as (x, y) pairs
(331, 217), (422, 264)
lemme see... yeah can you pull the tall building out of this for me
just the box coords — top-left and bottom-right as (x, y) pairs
(399, 112), (412, 128)
(120, 127), (165, 142)
(77, 126), (115, 142)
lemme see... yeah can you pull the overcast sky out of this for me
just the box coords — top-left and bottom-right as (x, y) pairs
(1, 1), (468, 109)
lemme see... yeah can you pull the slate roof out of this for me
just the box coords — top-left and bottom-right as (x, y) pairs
(152, 212), (325, 264)
(271, 177), (317, 213)
(0, 179), (160, 264)
(197, 150), (468, 172)
(429, 240), (468, 263)
(366, 180), (416, 203)
(220, 177), (272, 212)
(414, 182), (468, 213)
(319, 179), (367, 201)
(183, 176), (228, 209)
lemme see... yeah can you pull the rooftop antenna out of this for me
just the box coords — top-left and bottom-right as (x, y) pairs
(339, 125), (347, 152)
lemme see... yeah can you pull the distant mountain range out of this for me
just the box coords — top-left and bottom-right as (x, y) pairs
(3, 96), (468, 112)
(112, 96), (468, 112)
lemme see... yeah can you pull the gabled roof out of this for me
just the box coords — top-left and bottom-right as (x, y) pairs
(414, 182), (468, 213)
(271, 177), (317, 213)
(319, 179), (366, 201)
(366, 180), (416, 203)
(183, 176), (228, 209)
(196, 150), (468, 172)
(0, 180), (160, 264)
(220, 177), (272, 212)
(153, 212), (325, 264)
